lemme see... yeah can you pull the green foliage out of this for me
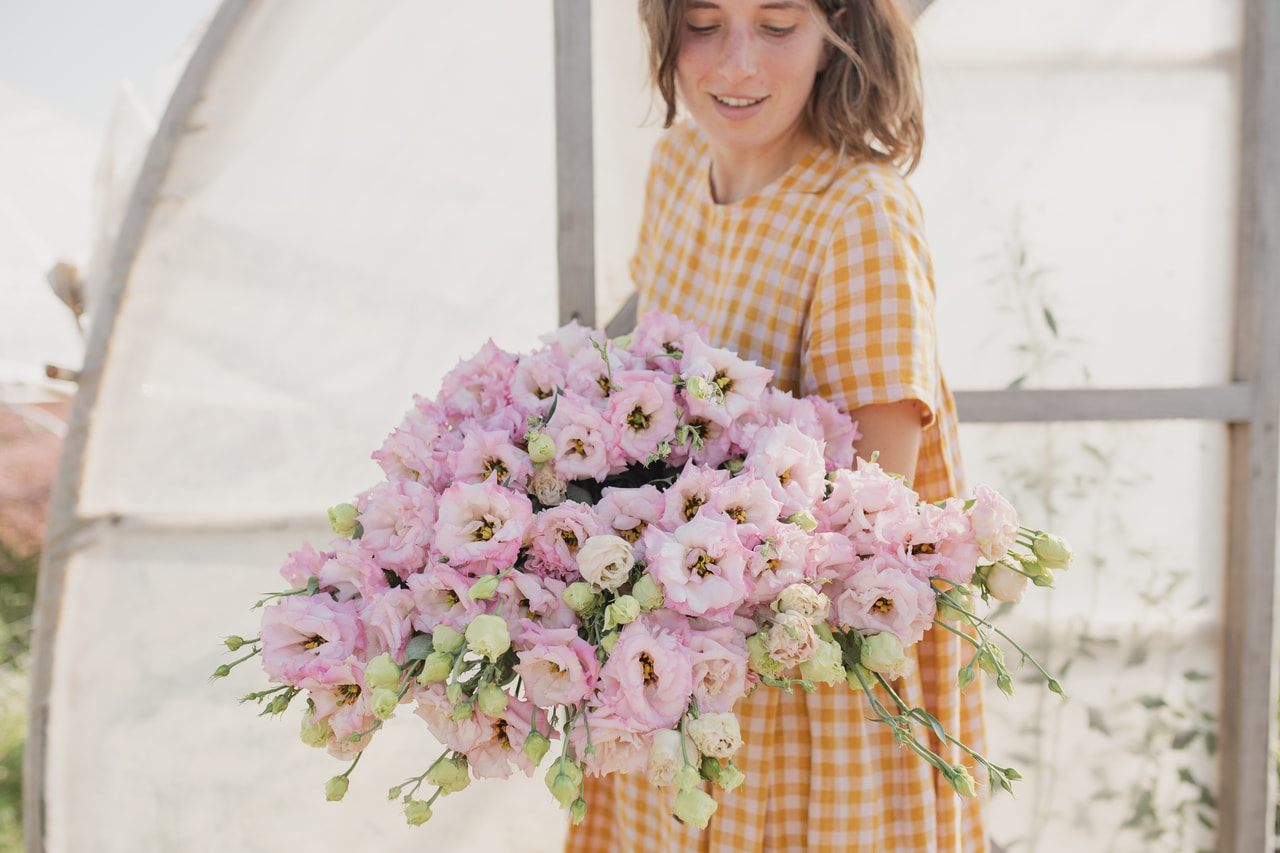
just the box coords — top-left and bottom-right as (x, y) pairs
(0, 538), (38, 852)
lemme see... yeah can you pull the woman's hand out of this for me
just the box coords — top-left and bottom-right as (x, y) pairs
(847, 399), (926, 481)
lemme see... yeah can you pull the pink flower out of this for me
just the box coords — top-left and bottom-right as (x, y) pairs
(596, 485), (665, 558)
(260, 594), (365, 685)
(449, 427), (534, 491)
(372, 400), (456, 489)
(316, 539), (387, 603)
(525, 501), (605, 582)
(358, 587), (416, 660)
(509, 351), (567, 420)
(595, 615), (695, 730)
(407, 564), (485, 633)
(303, 660), (375, 741)
(605, 371), (679, 463)
(465, 698), (546, 779)
(565, 341), (628, 403)
(742, 423), (827, 516)
(355, 479), (438, 577)
(812, 395), (860, 471)
(628, 310), (705, 366)
(679, 413), (737, 468)
(279, 542), (326, 589)
(538, 318), (601, 360)
(678, 336), (773, 428)
(708, 474), (784, 548)
(744, 525), (813, 606)
(765, 612), (819, 666)
(660, 463), (730, 529)
(833, 555), (937, 647)
(688, 625), (751, 714)
(969, 484), (1019, 562)
(432, 481), (533, 574)
(513, 622), (599, 707)
(644, 515), (750, 621)
(820, 458), (918, 540)
(571, 708), (652, 777)
(436, 339), (518, 420)
(547, 396), (618, 481)
(497, 571), (578, 637)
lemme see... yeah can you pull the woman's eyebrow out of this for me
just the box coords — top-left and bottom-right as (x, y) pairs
(686, 1), (810, 9)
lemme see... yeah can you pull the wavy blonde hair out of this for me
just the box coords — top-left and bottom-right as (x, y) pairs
(637, 0), (925, 173)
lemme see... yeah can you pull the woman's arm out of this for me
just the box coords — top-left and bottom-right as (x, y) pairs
(848, 399), (926, 481)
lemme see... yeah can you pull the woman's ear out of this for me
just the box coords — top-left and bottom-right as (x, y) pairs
(817, 6), (847, 72)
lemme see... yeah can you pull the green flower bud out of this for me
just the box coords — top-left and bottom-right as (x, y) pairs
(799, 640), (846, 686)
(546, 759), (584, 807)
(949, 765), (978, 798)
(674, 764), (701, 792)
(936, 587), (973, 622)
(371, 686), (399, 721)
(562, 581), (603, 615)
(523, 729), (552, 765)
(465, 614), (512, 662)
(223, 635), (247, 652)
(604, 595), (641, 631)
(328, 502), (359, 537)
(785, 510), (818, 532)
(418, 651), (455, 684)
(476, 682), (509, 717)
(468, 573), (501, 601)
(404, 799), (433, 825)
(716, 763), (746, 792)
(723, 457), (744, 475)
(1031, 533), (1074, 570)
(611, 334), (634, 350)
(977, 644), (1006, 676)
(325, 775), (350, 801)
(527, 432), (557, 464)
(210, 664), (231, 679)
(996, 673), (1014, 695)
(673, 787), (718, 829)
(426, 754), (471, 793)
(432, 625), (466, 655)
(746, 633), (785, 678)
(451, 700), (474, 721)
(957, 664), (977, 692)
(600, 630), (620, 655)
(861, 631), (912, 681)
(300, 709), (332, 749)
(845, 663), (873, 692)
(445, 681), (464, 704)
(699, 755), (722, 782)
(266, 694), (291, 715)
(684, 375), (712, 400)
(631, 575), (665, 611)
(569, 797), (589, 825)
(365, 652), (402, 690)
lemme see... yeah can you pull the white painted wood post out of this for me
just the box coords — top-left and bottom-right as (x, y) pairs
(554, 0), (596, 328)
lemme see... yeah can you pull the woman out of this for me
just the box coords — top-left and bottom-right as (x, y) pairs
(566, 0), (986, 850)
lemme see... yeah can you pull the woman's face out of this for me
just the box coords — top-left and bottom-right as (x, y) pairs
(675, 0), (829, 165)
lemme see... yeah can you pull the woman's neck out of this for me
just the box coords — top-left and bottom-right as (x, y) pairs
(707, 125), (818, 205)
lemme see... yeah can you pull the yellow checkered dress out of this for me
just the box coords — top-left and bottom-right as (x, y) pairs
(566, 122), (987, 853)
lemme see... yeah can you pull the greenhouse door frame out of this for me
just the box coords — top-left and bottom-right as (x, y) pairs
(551, 1), (1280, 851)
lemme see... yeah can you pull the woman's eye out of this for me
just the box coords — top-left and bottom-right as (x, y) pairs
(762, 24), (796, 36)
(687, 23), (719, 34)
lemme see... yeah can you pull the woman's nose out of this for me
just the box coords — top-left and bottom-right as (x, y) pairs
(718, 28), (757, 82)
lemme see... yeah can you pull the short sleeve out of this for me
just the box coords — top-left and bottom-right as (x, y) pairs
(801, 181), (941, 426)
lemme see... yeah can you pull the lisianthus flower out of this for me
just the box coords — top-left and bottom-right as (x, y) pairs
(707, 474), (784, 548)
(301, 660), (375, 743)
(596, 485), (665, 559)
(513, 622), (599, 707)
(432, 480), (533, 574)
(497, 571), (577, 636)
(742, 423), (827, 516)
(644, 515), (750, 621)
(660, 463), (730, 530)
(646, 728), (695, 788)
(509, 351), (567, 420)
(678, 336), (773, 428)
(547, 396), (618, 481)
(371, 400), (455, 489)
(605, 370), (679, 463)
(465, 697), (547, 780)
(820, 457), (917, 541)
(743, 525), (812, 606)
(407, 563), (485, 634)
(358, 587), (416, 661)
(525, 501), (606, 582)
(449, 427), (534, 492)
(538, 317), (601, 360)
(833, 555), (937, 647)
(260, 593), (365, 685)
(688, 624), (751, 715)
(570, 708), (652, 777)
(969, 484), (1019, 562)
(436, 339), (518, 420)
(279, 541), (327, 589)
(812, 395), (859, 471)
(355, 479), (438, 577)
(595, 615), (695, 730)
(764, 612), (819, 666)
(565, 340), (629, 403)
(628, 309), (705, 366)
(316, 539), (388, 603)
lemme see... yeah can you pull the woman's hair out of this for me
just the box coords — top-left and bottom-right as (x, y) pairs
(637, 0), (925, 173)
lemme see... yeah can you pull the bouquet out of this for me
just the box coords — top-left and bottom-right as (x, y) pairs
(215, 310), (1073, 829)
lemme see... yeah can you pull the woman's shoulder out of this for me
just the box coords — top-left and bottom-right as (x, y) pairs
(810, 154), (924, 221)
(647, 120), (709, 181)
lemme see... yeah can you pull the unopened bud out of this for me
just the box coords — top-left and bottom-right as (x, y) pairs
(562, 581), (603, 614)
(404, 799), (433, 825)
(432, 625), (465, 654)
(523, 729), (551, 765)
(451, 700), (474, 721)
(476, 682), (509, 717)
(328, 503), (359, 537)
(325, 775), (350, 801)
(527, 433), (556, 464)
(467, 573), (501, 600)
(418, 651), (454, 684)
(365, 652), (402, 690)
(371, 686), (399, 720)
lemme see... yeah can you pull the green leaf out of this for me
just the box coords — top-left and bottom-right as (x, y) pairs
(1182, 669), (1211, 682)
(1086, 706), (1112, 736)
(1170, 729), (1199, 750)
(1138, 695), (1166, 710)
(1043, 307), (1059, 337)
(405, 633), (435, 661)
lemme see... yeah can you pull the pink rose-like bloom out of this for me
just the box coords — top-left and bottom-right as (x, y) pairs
(547, 395), (619, 481)
(820, 459), (918, 541)
(833, 555), (937, 647)
(449, 427), (534, 492)
(571, 708), (652, 777)
(765, 612), (820, 666)
(509, 351), (567, 420)
(497, 571), (578, 638)
(743, 423), (828, 516)
(525, 500), (605, 582)
(605, 371), (679, 463)
(644, 515), (750, 621)
(407, 563), (485, 634)
(688, 624), (751, 714)
(596, 485), (665, 559)
(371, 400), (455, 489)
(812, 395), (860, 471)
(279, 541), (327, 589)
(565, 341), (629, 403)
(969, 484), (1019, 562)
(744, 525), (813, 606)
(465, 697), (546, 780)
(316, 539), (388, 603)
(806, 530), (859, 587)
(260, 593), (365, 685)
(678, 336), (773, 428)
(358, 587), (416, 661)
(660, 463), (731, 530)
(596, 615), (695, 731)
(303, 660), (375, 741)
(412, 682), (461, 746)
(539, 318), (601, 360)
(708, 474), (784, 548)
(628, 310), (705, 366)
(436, 339), (518, 421)
(872, 499), (979, 586)
(355, 479), (438, 577)
(679, 411), (737, 469)
(432, 480), (533, 574)
(513, 622), (599, 707)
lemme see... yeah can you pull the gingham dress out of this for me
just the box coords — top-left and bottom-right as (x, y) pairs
(566, 122), (987, 853)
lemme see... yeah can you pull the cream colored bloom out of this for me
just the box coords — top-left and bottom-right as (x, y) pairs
(687, 713), (743, 759)
(772, 583), (830, 624)
(861, 631), (914, 681)
(577, 534), (635, 591)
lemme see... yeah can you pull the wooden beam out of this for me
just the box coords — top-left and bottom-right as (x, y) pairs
(954, 384), (1253, 424)
(554, 0), (596, 327)
(1219, 0), (1280, 850)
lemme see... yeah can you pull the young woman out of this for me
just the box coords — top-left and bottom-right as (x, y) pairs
(567, 0), (987, 850)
